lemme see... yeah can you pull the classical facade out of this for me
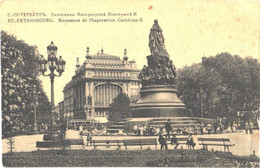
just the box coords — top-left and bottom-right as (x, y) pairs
(63, 81), (74, 124)
(63, 47), (140, 124)
(58, 101), (64, 119)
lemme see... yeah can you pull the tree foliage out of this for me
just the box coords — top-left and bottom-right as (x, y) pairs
(1, 31), (51, 138)
(176, 52), (260, 123)
(108, 93), (132, 121)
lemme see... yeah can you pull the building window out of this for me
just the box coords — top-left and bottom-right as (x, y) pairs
(94, 84), (122, 107)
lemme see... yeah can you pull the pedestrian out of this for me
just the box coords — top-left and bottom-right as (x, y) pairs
(162, 126), (166, 136)
(245, 122), (249, 134)
(249, 121), (253, 134)
(143, 124), (147, 136)
(170, 134), (179, 150)
(182, 127), (188, 135)
(79, 125), (83, 135)
(214, 122), (218, 134)
(165, 119), (172, 139)
(194, 125), (198, 135)
(231, 122), (235, 132)
(146, 126), (150, 136)
(139, 125), (144, 136)
(207, 123), (212, 134)
(186, 133), (196, 150)
(137, 125), (141, 136)
(219, 122), (224, 133)
(200, 123), (204, 135)
(132, 124), (138, 135)
(61, 124), (66, 138)
(233, 122), (237, 131)
(86, 133), (92, 146)
(230, 122), (233, 132)
(149, 127), (155, 136)
(158, 133), (168, 150)
(155, 127), (160, 135)
(176, 127), (181, 135)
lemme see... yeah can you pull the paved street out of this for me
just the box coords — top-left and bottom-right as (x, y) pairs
(2, 130), (259, 157)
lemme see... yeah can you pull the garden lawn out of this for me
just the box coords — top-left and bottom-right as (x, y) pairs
(2, 149), (259, 167)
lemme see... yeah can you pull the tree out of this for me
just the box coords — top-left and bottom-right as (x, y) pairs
(108, 93), (132, 121)
(1, 31), (51, 138)
(176, 52), (260, 124)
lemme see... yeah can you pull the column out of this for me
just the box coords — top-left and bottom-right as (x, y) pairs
(96, 85), (99, 106)
(80, 84), (83, 108)
(102, 85), (106, 106)
(104, 85), (106, 106)
(85, 82), (89, 100)
(103, 85), (105, 106)
(101, 85), (104, 106)
(115, 85), (117, 99)
(108, 85), (111, 105)
(94, 86), (97, 106)
(83, 83), (86, 106)
(77, 86), (79, 109)
(90, 82), (94, 105)
(111, 85), (114, 101)
(123, 83), (127, 94)
(105, 85), (108, 106)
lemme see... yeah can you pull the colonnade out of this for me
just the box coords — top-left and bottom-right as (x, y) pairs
(94, 84), (122, 107)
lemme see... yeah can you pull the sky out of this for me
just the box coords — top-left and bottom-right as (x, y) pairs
(1, 0), (259, 105)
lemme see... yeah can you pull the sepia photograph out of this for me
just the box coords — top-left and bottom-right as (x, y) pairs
(1, 0), (260, 167)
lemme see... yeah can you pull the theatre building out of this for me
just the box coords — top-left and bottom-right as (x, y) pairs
(63, 47), (140, 125)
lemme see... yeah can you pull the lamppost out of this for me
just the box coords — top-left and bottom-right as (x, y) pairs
(31, 84), (41, 133)
(38, 41), (66, 137)
(32, 84), (37, 133)
(196, 88), (206, 118)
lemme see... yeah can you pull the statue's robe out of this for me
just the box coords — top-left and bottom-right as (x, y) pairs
(149, 21), (169, 67)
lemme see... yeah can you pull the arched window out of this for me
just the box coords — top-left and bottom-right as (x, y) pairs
(94, 84), (123, 107)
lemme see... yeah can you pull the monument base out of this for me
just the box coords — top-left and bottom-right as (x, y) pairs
(124, 117), (215, 133)
(128, 85), (215, 134)
(132, 85), (191, 118)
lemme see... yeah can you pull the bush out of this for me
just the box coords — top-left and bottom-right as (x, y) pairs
(2, 149), (259, 167)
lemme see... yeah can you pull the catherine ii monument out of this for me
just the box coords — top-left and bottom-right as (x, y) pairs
(122, 20), (214, 133)
(132, 19), (189, 118)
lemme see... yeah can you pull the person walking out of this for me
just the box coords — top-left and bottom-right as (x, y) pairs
(207, 123), (212, 134)
(249, 121), (253, 134)
(165, 119), (172, 139)
(245, 122), (249, 134)
(86, 133), (92, 146)
(194, 124), (198, 135)
(139, 125), (144, 136)
(79, 125), (83, 135)
(200, 123), (204, 135)
(158, 133), (168, 150)
(155, 127), (160, 136)
(219, 122), (224, 133)
(170, 134), (179, 150)
(137, 125), (141, 136)
(143, 124), (147, 136)
(214, 122), (218, 134)
(132, 124), (138, 135)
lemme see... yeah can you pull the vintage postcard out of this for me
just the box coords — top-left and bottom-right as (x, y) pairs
(1, 0), (259, 167)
